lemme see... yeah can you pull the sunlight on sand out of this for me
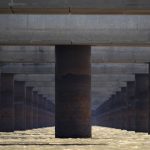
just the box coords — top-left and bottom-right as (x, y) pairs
(0, 126), (150, 150)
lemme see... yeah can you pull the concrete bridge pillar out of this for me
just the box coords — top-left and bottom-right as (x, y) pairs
(55, 45), (91, 138)
(26, 87), (33, 129)
(106, 99), (112, 128)
(126, 81), (136, 131)
(49, 100), (55, 126)
(109, 95), (114, 128)
(95, 107), (100, 125)
(121, 87), (128, 130)
(115, 91), (122, 129)
(111, 94), (117, 128)
(0, 73), (14, 132)
(148, 63), (150, 134)
(135, 74), (149, 132)
(38, 94), (43, 128)
(14, 81), (26, 130)
(42, 97), (46, 127)
(44, 99), (49, 127)
(33, 91), (38, 128)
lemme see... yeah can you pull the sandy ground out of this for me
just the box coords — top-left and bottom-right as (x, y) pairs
(0, 126), (150, 150)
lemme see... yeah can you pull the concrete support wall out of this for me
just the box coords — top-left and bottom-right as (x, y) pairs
(55, 45), (91, 138)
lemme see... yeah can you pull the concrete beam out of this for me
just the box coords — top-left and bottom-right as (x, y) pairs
(92, 47), (150, 63)
(2, 46), (150, 63)
(34, 87), (125, 95)
(32, 84), (126, 92)
(15, 74), (55, 81)
(15, 74), (135, 82)
(0, 63), (54, 74)
(0, 15), (150, 45)
(0, 0), (150, 14)
(0, 63), (148, 74)
(25, 81), (127, 87)
(92, 63), (148, 74)
(39, 90), (121, 97)
(0, 46), (55, 63)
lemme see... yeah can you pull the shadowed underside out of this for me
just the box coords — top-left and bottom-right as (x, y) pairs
(0, 0), (150, 14)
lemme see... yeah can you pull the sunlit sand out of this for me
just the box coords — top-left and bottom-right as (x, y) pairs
(0, 126), (150, 150)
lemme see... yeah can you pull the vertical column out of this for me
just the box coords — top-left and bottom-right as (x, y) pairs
(41, 96), (46, 127)
(44, 99), (49, 127)
(121, 87), (128, 130)
(135, 74), (149, 132)
(0, 73), (14, 132)
(110, 94), (115, 127)
(149, 63), (150, 134)
(110, 94), (117, 128)
(33, 91), (38, 129)
(55, 45), (91, 138)
(26, 87), (33, 129)
(38, 94), (43, 128)
(14, 81), (26, 130)
(116, 91), (123, 129)
(49, 100), (55, 126)
(126, 81), (136, 131)
(44, 98), (50, 127)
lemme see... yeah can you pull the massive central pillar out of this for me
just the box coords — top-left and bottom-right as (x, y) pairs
(55, 45), (91, 138)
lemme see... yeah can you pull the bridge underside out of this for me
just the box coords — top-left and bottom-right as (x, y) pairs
(0, 0), (150, 14)
(1, 1), (150, 138)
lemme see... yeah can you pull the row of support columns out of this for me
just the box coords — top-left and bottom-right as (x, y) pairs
(2, 45), (150, 138)
(0, 45), (92, 139)
(0, 73), (55, 132)
(94, 72), (150, 134)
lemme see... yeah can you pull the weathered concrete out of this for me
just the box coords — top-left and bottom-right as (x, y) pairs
(135, 74), (149, 132)
(2, 46), (150, 63)
(2, 0), (150, 14)
(0, 63), (148, 74)
(33, 83), (126, 91)
(0, 46), (55, 63)
(38, 94), (44, 128)
(32, 91), (38, 129)
(15, 74), (135, 82)
(1, 0), (150, 14)
(14, 81), (26, 130)
(120, 87), (128, 130)
(92, 47), (150, 63)
(0, 15), (150, 45)
(55, 45), (91, 138)
(26, 87), (33, 129)
(25, 81), (126, 88)
(0, 73), (14, 132)
(126, 81), (136, 131)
